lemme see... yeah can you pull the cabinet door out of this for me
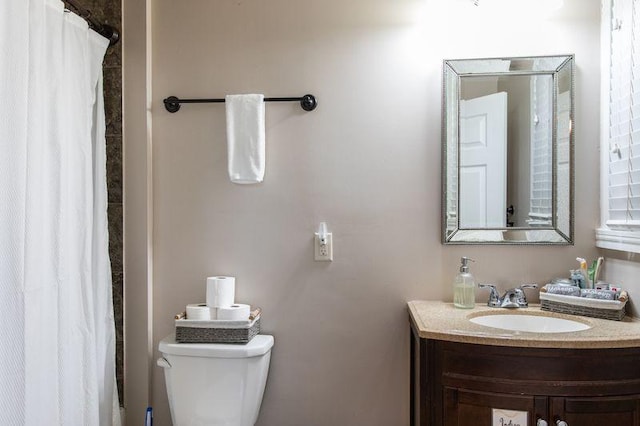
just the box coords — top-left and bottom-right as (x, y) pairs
(444, 387), (546, 426)
(550, 396), (640, 426)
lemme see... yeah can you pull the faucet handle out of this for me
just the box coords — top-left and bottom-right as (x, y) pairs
(478, 284), (501, 307)
(517, 283), (538, 307)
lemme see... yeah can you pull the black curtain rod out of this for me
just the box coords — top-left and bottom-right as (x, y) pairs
(163, 94), (318, 113)
(62, 0), (120, 46)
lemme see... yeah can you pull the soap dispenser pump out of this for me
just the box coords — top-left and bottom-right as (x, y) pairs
(453, 257), (476, 309)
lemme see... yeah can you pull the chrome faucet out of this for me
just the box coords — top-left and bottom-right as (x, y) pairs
(478, 284), (538, 308)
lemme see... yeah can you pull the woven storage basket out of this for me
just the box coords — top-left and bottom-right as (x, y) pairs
(540, 293), (626, 321)
(175, 315), (260, 343)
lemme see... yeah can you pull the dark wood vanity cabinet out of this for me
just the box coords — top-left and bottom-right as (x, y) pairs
(410, 328), (640, 426)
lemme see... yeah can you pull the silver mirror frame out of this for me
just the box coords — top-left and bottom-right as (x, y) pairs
(442, 54), (575, 245)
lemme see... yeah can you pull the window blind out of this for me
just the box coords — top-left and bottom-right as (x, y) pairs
(528, 68), (554, 226)
(607, 0), (640, 229)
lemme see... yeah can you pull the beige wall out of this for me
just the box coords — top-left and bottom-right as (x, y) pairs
(123, 0), (153, 421)
(124, 0), (602, 424)
(601, 251), (640, 318)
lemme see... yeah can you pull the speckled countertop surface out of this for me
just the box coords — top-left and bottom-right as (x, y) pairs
(408, 300), (640, 349)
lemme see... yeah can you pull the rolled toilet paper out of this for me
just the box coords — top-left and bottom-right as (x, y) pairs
(217, 303), (251, 321)
(186, 303), (212, 320)
(206, 276), (236, 308)
(208, 307), (218, 320)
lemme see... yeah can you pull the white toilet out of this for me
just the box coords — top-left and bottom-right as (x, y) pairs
(157, 334), (274, 426)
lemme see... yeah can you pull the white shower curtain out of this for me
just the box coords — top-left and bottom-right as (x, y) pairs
(0, 0), (120, 425)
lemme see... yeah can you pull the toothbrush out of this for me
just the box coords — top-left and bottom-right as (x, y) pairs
(594, 257), (604, 285)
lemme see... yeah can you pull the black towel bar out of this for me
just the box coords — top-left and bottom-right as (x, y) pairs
(163, 94), (317, 113)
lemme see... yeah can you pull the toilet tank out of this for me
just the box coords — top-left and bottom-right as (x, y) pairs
(158, 334), (274, 426)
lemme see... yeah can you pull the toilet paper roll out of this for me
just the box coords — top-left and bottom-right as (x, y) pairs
(209, 307), (218, 320)
(206, 276), (236, 308)
(217, 303), (251, 321)
(186, 303), (212, 320)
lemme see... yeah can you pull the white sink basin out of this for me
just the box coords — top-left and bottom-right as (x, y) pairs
(469, 313), (591, 333)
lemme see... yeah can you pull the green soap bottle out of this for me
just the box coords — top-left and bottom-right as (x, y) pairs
(453, 257), (476, 309)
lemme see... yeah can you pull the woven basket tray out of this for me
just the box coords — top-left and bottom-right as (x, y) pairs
(540, 293), (626, 321)
(175, 316), (260, 343)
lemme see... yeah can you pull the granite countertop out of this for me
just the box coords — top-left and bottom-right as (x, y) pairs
(408, 300), (640, 349)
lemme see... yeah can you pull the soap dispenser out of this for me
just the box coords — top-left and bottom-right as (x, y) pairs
(453, 257), (476, 309)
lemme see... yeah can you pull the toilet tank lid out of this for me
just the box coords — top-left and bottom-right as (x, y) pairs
(159, 334), (274, 358)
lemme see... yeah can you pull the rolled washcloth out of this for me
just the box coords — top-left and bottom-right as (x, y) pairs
(540, 283), (581, 296)
(620, 291), (629, 302)
(249, 307), (262, 321)
(580, 288), (621, 300)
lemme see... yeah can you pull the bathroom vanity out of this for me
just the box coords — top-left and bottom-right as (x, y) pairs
(409, 301), (640, 426)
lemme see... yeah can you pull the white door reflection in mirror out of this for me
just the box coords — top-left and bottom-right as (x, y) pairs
(460, 92), (507, 228)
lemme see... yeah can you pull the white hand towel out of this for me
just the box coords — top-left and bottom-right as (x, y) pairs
(225, 94), (266, 184)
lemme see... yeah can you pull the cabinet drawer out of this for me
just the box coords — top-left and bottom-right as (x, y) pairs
(438, 341), (640, 396)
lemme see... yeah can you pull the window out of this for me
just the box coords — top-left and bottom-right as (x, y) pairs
(597, 0), (640, 253)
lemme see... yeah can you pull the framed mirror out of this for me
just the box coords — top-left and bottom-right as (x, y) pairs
(442, 55), (574, 244)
